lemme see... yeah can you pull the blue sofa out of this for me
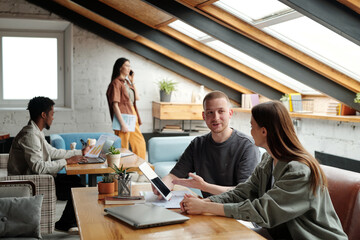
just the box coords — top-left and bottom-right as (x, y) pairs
(148, 136), (196, 178)
(148, 136), (203, 196)
(50, 132), (121, 178)
(50, 132), (121, 150)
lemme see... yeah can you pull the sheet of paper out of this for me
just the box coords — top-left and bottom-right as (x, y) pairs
(85, 135), (118, 158)
(140, 190), (193, 209)
(112, 114), (136, 132)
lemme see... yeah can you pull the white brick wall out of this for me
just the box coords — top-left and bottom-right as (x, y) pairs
(0, 0), (359, 161)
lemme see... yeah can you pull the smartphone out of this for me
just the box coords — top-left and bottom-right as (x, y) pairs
(80, 139), (87, 149)
(129, 70), (134, 76)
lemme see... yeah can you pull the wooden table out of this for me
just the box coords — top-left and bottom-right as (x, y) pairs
(66, 149), (152, 186)
(72, 184), (265, 240)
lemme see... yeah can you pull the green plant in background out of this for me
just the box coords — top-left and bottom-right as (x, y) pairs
(108, 145), (120, 155)
(280, 94), (289, 101)
(354, 93), (360, 103)
(101, 173), (114, 183)
(157, 78), (177, 94)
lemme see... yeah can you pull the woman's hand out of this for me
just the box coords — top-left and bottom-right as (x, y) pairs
(180, 194), (207, 215)
(120, 124), (129, 133)
(82, 145), (91, 156)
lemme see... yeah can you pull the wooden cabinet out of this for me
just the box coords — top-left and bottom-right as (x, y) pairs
(152, 101), (203, 132)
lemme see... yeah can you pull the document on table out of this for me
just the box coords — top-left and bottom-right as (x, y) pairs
(112, 114), (136, 132)
(140, 190), (193, 209)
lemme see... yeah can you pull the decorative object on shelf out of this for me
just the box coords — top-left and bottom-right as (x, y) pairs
(191, 85), (206, 103)
(280, 94), (290, 111)
(111, 164), (132, 197)
(106, 146), (121, 168)
(242, 94), (260, 109)
(98, 174), (115, 194)
(157, 78), (177, 102)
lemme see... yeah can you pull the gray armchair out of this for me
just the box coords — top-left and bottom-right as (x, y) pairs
(0, 154), (56, 234)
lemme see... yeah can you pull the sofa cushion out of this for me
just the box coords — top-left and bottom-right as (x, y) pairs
(50, 132), (121, 150)
(153, 162), (177, 178)
(148, 136), (196, 164)
(0, 195), (43, 238)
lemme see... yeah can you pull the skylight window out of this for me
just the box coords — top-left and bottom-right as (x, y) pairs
(214, 0), (360, 83)
(168, 19), (319, 94)
(214, 0), (292, 22)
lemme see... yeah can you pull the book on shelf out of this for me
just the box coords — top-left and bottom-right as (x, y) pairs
(241, 94), (260, 109)
(337, 103), (356, 116)
(288, 93), (302, 112)
(163, 125), (182, 129)
(104, 195), (145, 205)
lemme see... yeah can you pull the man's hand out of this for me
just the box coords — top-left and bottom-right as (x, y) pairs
(82, 145), (91, 156)
(172, 173), (208, 192)
(66, 155), (87, 165)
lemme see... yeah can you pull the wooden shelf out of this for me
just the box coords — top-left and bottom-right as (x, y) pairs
(152, 101), (203, 120)
(233, 108), (360, 123)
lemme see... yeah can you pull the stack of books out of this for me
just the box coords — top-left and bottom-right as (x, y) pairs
(161, 125), (184, 133)
(193, 125), (209, 133)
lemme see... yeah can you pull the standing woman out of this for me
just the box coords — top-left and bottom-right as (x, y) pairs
(106, 58), (146, 160)
(180, 101), (347, 240)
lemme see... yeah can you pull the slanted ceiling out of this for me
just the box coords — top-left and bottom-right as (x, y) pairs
(27, 0), (360, 111)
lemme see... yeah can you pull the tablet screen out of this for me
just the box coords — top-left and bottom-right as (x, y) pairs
(139, 162), (172, 200)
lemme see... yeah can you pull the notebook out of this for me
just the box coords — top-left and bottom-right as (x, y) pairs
(104, 204), (189, 229)
(80, 135), (118, 164)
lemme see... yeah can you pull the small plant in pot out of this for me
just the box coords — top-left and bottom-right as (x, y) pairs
(106, 146), (121, 168)
(98, 174), (115, 194)
(111, 164), (132, 196)
(157, 78), (177, 102)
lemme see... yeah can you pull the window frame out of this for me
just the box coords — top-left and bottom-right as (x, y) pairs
(0, 18), (73, 109)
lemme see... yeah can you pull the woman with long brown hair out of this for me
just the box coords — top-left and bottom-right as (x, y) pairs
(106, 58), (146, 160)
(180, 101), (347, 239)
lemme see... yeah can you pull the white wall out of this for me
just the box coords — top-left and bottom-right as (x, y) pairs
(1, 0), (359, 161)
(231, 111), (360, 161)
(0, 0), (204, 135)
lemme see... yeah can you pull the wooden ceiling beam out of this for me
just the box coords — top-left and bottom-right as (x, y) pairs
(199, 4), (360, 94)
(145, 0), (360, 111)
(71, 0), (285, 98)
(53, 0), (251, 94)
(337, 0), (360, 14)
(159, 25), (296, 94)
(28, 0), (242, 101)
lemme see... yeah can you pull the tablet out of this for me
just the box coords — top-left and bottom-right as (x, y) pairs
(139, 162), (172, 201)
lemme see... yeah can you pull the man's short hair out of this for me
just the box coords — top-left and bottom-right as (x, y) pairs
(27, 96), (55, 121)
(202, 91), (230, 109)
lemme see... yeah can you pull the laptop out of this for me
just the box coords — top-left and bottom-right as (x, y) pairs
(104, 204), (189, 229)
(80, 135), (117, 164)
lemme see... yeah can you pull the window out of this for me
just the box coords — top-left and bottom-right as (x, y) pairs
(0, 18), (72, 108)
(169, 19), (318, 94)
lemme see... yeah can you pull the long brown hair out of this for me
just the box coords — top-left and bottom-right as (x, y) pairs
(251, 101), (326, 194)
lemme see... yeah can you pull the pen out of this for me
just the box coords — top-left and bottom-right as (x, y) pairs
(113, 196), (142, 200)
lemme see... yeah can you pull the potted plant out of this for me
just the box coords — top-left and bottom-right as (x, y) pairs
(106, 146), (121, 168)
(157, 78), (177, 102)
(280, 94), (290, 111)
(111, 164), (132, 196)
(98, 174), (115, 194)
